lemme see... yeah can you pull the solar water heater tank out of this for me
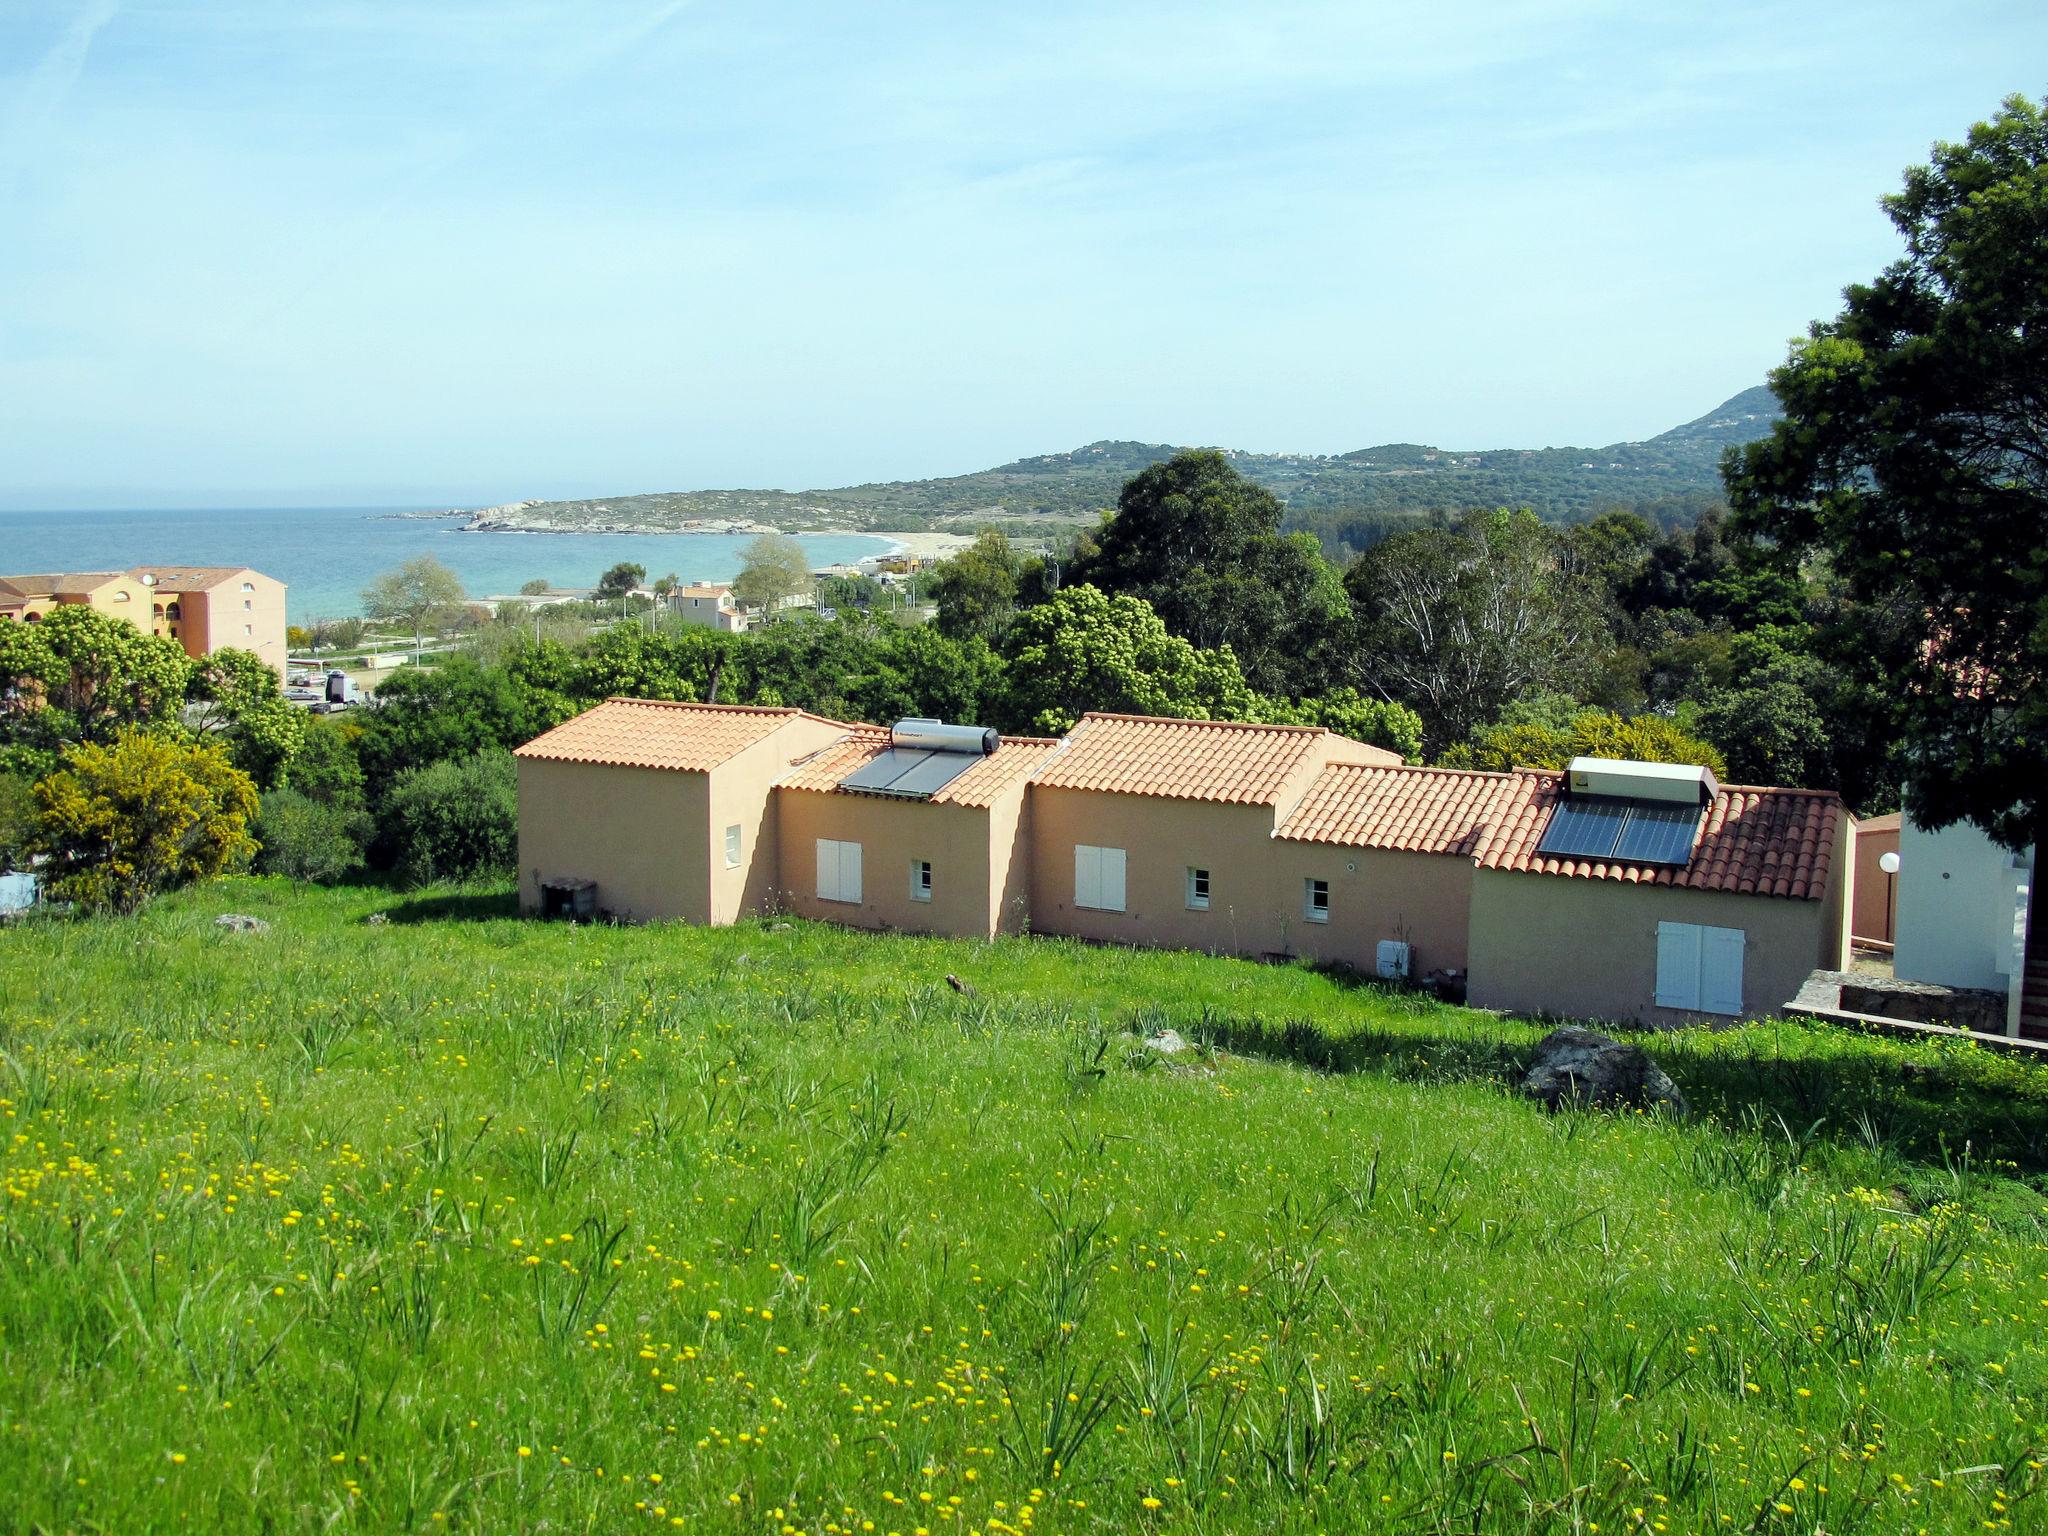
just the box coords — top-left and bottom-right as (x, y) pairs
(890, 718), (999, 755)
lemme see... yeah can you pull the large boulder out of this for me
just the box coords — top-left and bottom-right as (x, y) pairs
(213, 913), (269, 934)
(1519, 1026), (1685, 1115)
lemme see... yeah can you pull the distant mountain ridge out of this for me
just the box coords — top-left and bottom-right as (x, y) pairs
(462, 387), (1781, 538)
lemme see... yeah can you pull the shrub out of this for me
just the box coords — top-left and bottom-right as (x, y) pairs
(253, 789), (367, 883)
(383, 748), (517, 885)
(31, 730), (258, 913)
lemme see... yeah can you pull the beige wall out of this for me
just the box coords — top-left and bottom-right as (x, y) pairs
(1028, 787), (1290, 954)
(517, 758), (711, 922)
(1466, 871), (1834, 1026)
(775, 791), (998, 938)
(986, 780), (1033, 936)
(1261, 842), (1476, 977)
(706, 716), (846, 924)
(1851, 817), (1899, 944)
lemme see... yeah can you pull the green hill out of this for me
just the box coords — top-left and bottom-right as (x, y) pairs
(464, 389), (1782, 541)
(2, 876), (2042, 1531)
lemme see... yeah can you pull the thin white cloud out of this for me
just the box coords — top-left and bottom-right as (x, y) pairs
(0, 0), (120, 194)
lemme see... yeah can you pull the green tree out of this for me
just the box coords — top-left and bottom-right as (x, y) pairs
(362, 556), (467, 655)
(519, 578), (552, 597)
(1346, 509), (1607, 755)
(354, 655), (560, 797)
(383, 749), (519, 885)
(732, 534), (814, 613)
(0, 603), (192, 745)
(929, 530), (1026, 643)
(1725, 94), (2048, 848)
(31, 730), (258, 913)
(1254, 687), (1425, 761)
(1071, 450), (1347, 695)
(187, 648), (307, 789)
(1442, 708), (1728, 779)
(284, 719), (368, 810)
(998, 585), (1255, 735)
(595, 562), (646, 600)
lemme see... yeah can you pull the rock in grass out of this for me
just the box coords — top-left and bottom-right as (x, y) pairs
(213, 913), (269, 934)
(1145, 1028), (1190, 1055)
(1520, 1026), (1684, 1115)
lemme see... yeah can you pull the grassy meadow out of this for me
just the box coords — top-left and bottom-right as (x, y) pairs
(2, 879), (2046, 1533)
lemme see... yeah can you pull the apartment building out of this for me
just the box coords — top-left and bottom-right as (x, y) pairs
(0, 566), (288, 674)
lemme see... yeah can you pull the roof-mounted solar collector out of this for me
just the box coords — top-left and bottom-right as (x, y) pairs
(835, 719), (1000, 800)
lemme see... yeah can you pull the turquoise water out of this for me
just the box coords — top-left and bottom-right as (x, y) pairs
(0, 507), (895, 623)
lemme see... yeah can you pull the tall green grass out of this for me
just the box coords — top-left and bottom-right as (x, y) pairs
(0, 877), (2043, 1532)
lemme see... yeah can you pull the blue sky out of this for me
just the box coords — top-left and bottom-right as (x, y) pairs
(1, 1), (2042, 509)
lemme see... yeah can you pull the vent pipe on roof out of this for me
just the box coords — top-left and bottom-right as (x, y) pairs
(891, 718), (998, 755)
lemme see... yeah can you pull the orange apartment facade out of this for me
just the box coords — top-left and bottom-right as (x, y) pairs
(515, 700), (1853, 1027)
(0, 566), (288, 674)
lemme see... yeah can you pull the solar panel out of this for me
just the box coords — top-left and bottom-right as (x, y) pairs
(1536, 794), (1703, 866)
(1536, 796), (1630, 861)
(835, 746), (979, 800)
(838, 748), (934, 795)
(1614, 801), (1703, 865)
(885, 751), (982, 799)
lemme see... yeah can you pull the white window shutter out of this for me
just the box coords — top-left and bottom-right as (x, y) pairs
(842, 841), (862, 904)
(1698, 926), (1745, 1016)
(816, 838), (836, 901)
(1655, 922), (1701, 1009)
(1074, 846), (1097, 909)
(1101, 848), (1126, 912)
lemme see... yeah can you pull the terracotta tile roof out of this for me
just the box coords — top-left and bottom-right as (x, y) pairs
(125, 565), (270, 589)
(1478, 770), (1842, 900)
(126, 566), (266, 590)
(0, 571), (125, 596)
(780, 731), (1062, 808)
(1276, 763), (1521, 855)
(514, 698), (842, 773)
(1029, 712), (1398, 806)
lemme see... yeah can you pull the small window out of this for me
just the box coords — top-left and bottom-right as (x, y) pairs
(1304, 878), (1330, 923)
(243, 598), (253, 611)
(910, 860), (932, 902)
(1074, 845), (1127, 912)
(113, 590), (130, 601)
(724, 824), (742, 868)
(243, 624), (253, 636)
(1185, 867), (1210, 911)
(816, 838), (863, 904)
(240, 581), (254, 592)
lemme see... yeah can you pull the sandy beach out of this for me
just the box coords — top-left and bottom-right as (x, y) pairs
(868, 529), (976, 560)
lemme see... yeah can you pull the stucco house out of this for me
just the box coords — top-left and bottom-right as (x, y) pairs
(666, 584), (748, 632)
(515, 699), (1854, 1026)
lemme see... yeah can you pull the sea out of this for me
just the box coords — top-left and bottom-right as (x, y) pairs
(0, 506), (896, 623)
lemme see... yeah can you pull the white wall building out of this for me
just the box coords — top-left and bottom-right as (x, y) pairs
(1892, 816), (2039, 1031)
